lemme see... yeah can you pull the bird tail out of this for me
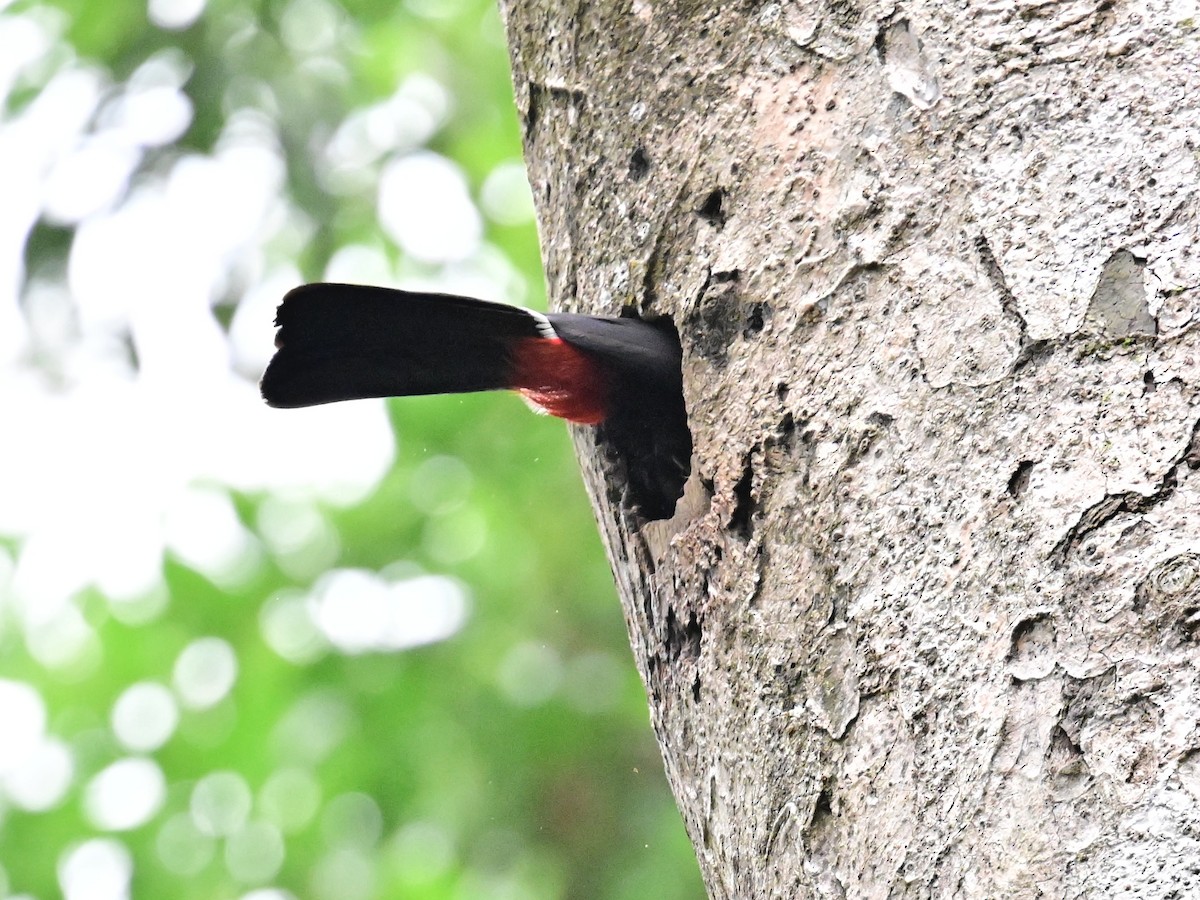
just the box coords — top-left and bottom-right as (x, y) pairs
(260, 283), (551, 409)
(261, 282), (693, 520)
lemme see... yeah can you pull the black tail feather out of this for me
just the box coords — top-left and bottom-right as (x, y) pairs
(261, 283), (543, 408)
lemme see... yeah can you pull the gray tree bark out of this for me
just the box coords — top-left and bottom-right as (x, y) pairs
(500, 2), (1200, 896)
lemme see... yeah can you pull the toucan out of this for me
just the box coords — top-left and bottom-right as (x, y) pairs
(261, 283), (692, 520)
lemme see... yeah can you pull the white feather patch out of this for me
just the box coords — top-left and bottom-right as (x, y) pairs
(526, 309), (558, 339)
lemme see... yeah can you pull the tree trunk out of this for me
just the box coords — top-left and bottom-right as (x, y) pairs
(500, 2), (1200, 896)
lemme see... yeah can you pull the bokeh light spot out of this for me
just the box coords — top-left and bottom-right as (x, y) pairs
(378, 152), (481, 264)
(239, 889), (299, 900)
(422, 507), (488, 565)
(320, 793), (383, 848)
(225, 820), (286, 884)
(270, 691), (352, 765)
(173, 636), (238, 710)
(321, 73), (450, 195)
(103, 49), (195, 145)
(24, 602), (101, 675)
(259, 590), (328, 665)
(156, 812), (217, 876)
(280, 0), (342, 54)
(309, 570), (469, 654)
(496, 642), (563, 708)
(255, 495), (340, 581)
(191, 770), (253, 837)
(58, 838), (132, 900)
(111, 681), (179, 752)
(84, 757), (166, 831)
(480, 160), (536, 226)
(165, 488), (263, 588)
(409, 455), (472, 515)
(386, 820), (455, 888)
(0, 680), (47, 772)
(323, 244), (393, 285)
(259, 766), (321, 834)
(310, 846), (375, 900)
(41, 135), (141, 224)
(2, 735), (72, 812)
(148, 0), (207, 30)
(563, 652), (623, 714)
(106, 585), (169, 626)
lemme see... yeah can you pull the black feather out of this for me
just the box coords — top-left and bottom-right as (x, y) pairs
(261, 283), (543, 408)
(555, 315), (691, 521)
(261, 283), (692, 520)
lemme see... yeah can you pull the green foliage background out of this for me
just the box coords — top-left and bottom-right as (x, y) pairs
(0, 0), (705, 897)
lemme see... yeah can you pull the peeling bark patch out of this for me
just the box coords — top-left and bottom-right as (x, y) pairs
(806, 784), (834, 834)
(975, 232), (1027, 344)
(730, 461), (755, 539)
(1007, 460), (1034, 496)
(689, 269), (743, 366)
(825, 0), (861, 30)
(1134, 554), (1200, 641)
(1052, 419), (1200, 562)
(1008, 613), (1056, 681)
(975, 0), (1117, 60)
(665, 606), (703, 664)
(807, 632), (861, 737)
(776, 411), (796, 443)
(629, 146), (649, 180)
(847, 412), (893, 467)
(1085, 249), (1156, 338)
(702, 770), (719, 849)
(743, 302), (768, 338)
(765, 801), (799, 857)
(1012, 337), (1053, 372)
(1178, 751), (1200, 802)
(1128, 743), (1158, 785)
(907, 249), (1021, 387)
(1059, 669), (1112, 741)
(879, 20), (941, 110)
(1148, 553), (1200, 600)
(525, 81), (586, 140)
(697, 188), (726, 226)
(1047, 725), (1091, 801)
(525, 84), (540, 137)
(1185, 423), (1200, 469)
(1051, 494), (1126, 562)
